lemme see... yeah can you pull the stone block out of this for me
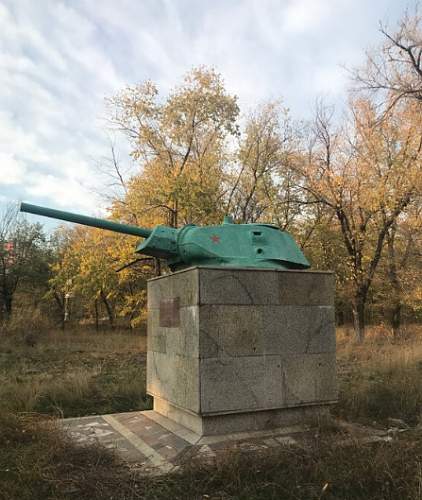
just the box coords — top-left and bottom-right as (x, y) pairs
(199, 353), (336, 415)
(281, 353), (338, 405)
(154, 397), (203, 435)
(199, 304), (335, 358)
(147, 351), (200, 413)
(198, 405), (331, 436)
(148, 306), (199, 357)
(263, 305), (335, 354)
(147, 310), (167, 353)
(152, 398), (331, 436)
(277, 271), (334, 306)
(198, 268), (280, 305)
(200, 355), (284, 414)
(148, 268), (199, 309)
(198, 268), (334, 306)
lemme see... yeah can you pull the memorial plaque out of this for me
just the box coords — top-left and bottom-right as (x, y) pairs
(159, 297), (180, 327)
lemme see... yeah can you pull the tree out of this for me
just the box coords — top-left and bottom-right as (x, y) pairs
(49, 224), (151, 329)
(45, 58), (422, 335)
(0, 204), (49, 321)
(108, 67), (239, 228)
(354, 9), (422, 108)
(225, 101), (301, 227)
(296, 98), (422, 341)
(50, 227), (121, 328)
(373, 201), (422, 335)
(47, 226), (79, 327)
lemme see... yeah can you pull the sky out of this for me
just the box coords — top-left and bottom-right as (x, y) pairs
(0, 0), (409, 223)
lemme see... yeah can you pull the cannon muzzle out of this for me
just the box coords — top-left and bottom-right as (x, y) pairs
(20, 202), (152, 239)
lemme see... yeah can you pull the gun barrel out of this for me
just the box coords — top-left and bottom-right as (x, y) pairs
(20, 202), (152, 239)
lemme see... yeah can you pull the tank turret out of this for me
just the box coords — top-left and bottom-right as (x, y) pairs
(20, 202), (310, 271)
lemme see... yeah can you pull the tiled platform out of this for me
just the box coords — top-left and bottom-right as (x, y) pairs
(62, 410), (315, 473)
(62, 410), (392, 475)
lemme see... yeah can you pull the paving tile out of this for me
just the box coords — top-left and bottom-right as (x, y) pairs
(155, 444), (182, 460)
(275, 436), (297, 445)
(152, 433), (190, 454)
(62, 412), (388, 476)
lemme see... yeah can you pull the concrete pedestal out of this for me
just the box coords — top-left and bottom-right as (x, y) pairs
(147, 267), (337, 436)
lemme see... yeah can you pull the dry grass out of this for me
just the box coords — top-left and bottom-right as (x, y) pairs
(2, 324), (422, 499)
(335, 324), (422, 426)
(0, 412), (140, 500)
(0, 328), (150, 417)
(1, 411), (422, 500)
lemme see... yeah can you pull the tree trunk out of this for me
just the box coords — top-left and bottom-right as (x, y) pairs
(53, 291), (65, 330)
(154, 258), (161, 277)
(386, 226), (402, 337)
(4, 294), (12, 320)
(337, 309), (345, 326)
(352, 293), (366, 343)
(0, 296), (4, 323)
(391, 302), (402, 338)
(94, 299), (99, 332)
(100, 290), (114, 330)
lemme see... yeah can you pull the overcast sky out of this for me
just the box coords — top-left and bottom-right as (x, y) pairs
(0, 0), (409, 221)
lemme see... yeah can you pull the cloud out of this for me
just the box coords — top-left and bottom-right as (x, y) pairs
(0, 153), (27, 185)
(0, 0), (407, 222)
(26, 172), (95, 211)
(282, 0), (331, 33)
(0, 0), (120, 214)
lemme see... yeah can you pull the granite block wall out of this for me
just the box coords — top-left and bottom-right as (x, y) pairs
(147, 267), (337, 431)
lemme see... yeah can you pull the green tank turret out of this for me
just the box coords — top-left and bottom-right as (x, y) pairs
(20, 202), (310, 271)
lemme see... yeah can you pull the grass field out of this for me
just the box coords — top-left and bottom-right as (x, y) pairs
(1, 325), (422, 499)
(335, 325), (422, 427)
(0, 329), (151, 417)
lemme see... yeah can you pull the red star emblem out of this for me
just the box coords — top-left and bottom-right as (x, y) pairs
(211, 234), (220, 243)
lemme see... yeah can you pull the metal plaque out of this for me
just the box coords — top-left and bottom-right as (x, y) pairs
(159, 297), (180, 327)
